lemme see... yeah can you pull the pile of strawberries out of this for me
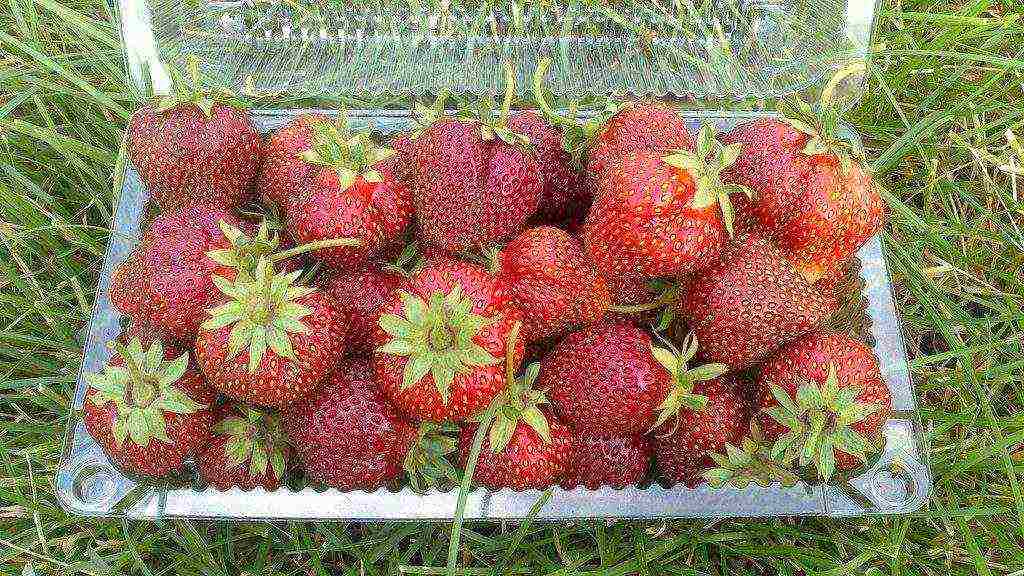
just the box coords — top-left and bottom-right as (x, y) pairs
(83, 69), (892, 494)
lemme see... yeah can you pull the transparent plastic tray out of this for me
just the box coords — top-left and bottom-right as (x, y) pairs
(120, 0), (878, 100)
(56, 109), (930, 520)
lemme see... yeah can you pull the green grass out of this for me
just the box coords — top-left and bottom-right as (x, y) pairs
(3, 0), (1024, 574)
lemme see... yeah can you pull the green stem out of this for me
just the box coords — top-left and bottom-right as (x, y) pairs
(531, 58), (568, 127)
(271, 237), (362, 262)
(499, 60), (516, 124)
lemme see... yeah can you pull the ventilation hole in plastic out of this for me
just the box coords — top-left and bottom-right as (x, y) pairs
(72, 463), (118, 508)
(871, 465), (915, 509)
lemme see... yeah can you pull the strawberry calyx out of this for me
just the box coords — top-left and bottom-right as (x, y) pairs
(403, 421), (459, 493)
(532, 57), (620, 166)
(649, 331), (727, 432)
(703, 421), (800, 488)
(475, 61), (531, 149)
(202, 258), (318, 373)
(86, 337), (203, 449)
(217, 405), (289, 482)
(661, 124), (754, 237)
(208, 220), (283, 280)
(155, 55), (247, 118)
(377, 284), (501, 404)
(764, 363), (882, 481)
(299, 115), (396, 191)
(777, 97), (865, 175)
(471, 323), (551, 454)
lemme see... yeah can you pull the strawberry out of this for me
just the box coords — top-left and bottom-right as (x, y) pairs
(675, 234), (836, 370)
(497, 226), (610, 341)
(582, 125), (750, 281)
(258, 113), (332, 213)
(195, 259), (347, 408)
(561, 433), (651, 490)
(109, 204), (247, 344)
(537, 323), (726, 437)
(372, 255), (524, 422)
(321, 261), (403, 358)
(196, 404), (291, 491)
(506, 110), (589, 224)
(284, 360), (456, 491)
(83, 338), (215, 477)
(755, 331), (892, 481)
(652, 374), (749, 487)
(723, 101), (884, 283)
(128, 63), (259, 210)
(701, 421), (800, 489)
(283, 117), (413, 269)
(411, 71), (542, 253)
(459, 359), (575, 490)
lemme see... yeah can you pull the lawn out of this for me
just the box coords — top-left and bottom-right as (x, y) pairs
(2, 0), (1024, 574)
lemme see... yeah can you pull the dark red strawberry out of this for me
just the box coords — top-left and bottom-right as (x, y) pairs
(497, 226), (610, 341)
(722, 101), (885, 283)
(652, 374), (749, 487)
(83, 338), (215, 477)
(675, 234), (836, 370)
(128, 70), (259, 210)
(196, 403), (291, 491)
(755, 331), (892, 480)
(321, 261), (403, 358)
(283, 118), (413, 270)
(458, 360), (574, 490)
(537, 323), (726, 437)
(412, 117), (541, 253)
(506, 110), (589, 224)
(583, 126), (750, 281)
(372, 255), (524, 422)
(561, 433), (651, 490)
(258, 113), (332, 213)
(285, 360), (456, 491)
(194, 259), (347, 408)
(109, 203), (246, 345)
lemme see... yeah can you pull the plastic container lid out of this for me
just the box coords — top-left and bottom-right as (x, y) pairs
(118, 0), (879, 100)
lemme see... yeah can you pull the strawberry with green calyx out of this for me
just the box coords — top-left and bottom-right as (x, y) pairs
(284, 360), (456, 491)
(755, 332), (892, 482)
(583, 124), (752, 282)
(538, 322), (722, 437)
(83, 338), (215, 477)
(258, 113), (332, 212)
(195, 257), (347, 408)
(284, 116), (414, 270)
(647, 331), (728, 432)
(411, 65), (542, 254)
(702, 421), (800, 489)
(207, 218), (305, 281)
(458, 325), (575, 490)
(196, 404), (292, 491)
(129, 57), (259, 210)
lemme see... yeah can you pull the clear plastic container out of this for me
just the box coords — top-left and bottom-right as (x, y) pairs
(58, 0), (930, 519)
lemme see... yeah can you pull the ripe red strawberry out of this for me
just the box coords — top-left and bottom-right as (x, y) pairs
(128, 75), (259, 210)
(412, 88), (542, 252)
(561, 433), (651, 490)
(285, 360), (456, 490)
(506, 110), (589, 224)
(497, 226), (610, 341)
(722, 102), (885, 283)
(458, 360), (575, 490)
(583, 126), (750, 281)
(372, 255), (524, 422)
(258, 113), (332, 213)
(321, 261), (403, 358)
(676, 234), (836, 370)
(755, 331), (892, 480)
(83, 338), (215, 477)
(537, 323), (726, 437)
(652, 374), (749, 487)
(195, 259), (347, 408)
(196, 404), (291, 491)
(109, 204), (247, 344)
(283, 118), (413, 269)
